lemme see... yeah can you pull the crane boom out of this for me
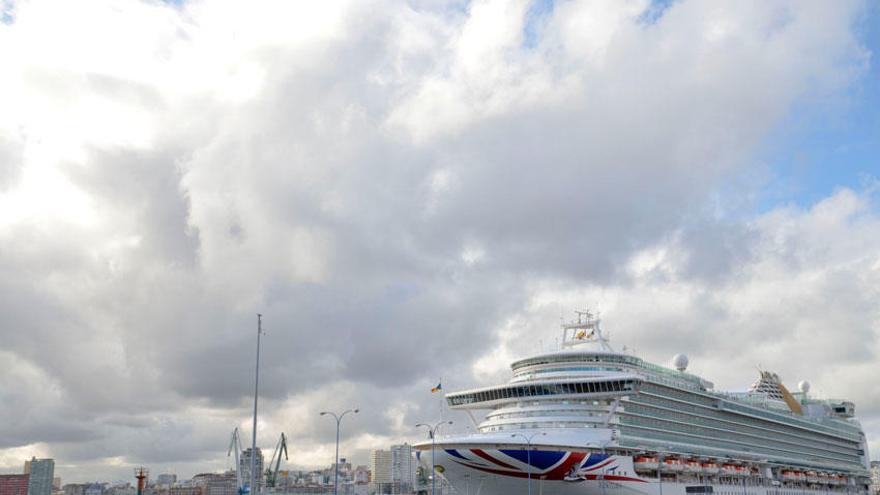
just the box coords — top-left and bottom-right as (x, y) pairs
(227, 427), (244, 494)
(265, 433), (288, 489)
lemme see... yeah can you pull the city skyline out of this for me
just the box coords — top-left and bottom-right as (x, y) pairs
(1, 0), (879, 485)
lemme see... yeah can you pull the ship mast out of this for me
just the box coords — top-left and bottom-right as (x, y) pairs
(560, 310), (613, 351)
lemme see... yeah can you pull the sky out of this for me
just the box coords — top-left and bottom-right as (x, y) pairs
(0, 0), (878, 484)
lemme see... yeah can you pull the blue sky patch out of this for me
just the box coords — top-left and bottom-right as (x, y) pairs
(755, 3), (879, 212)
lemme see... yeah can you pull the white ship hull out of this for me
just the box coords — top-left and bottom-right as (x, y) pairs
(418, 447), (860, 495)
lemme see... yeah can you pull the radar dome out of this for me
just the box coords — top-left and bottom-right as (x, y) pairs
(798, 380), (811, 394)
(672, 354), (689, 372)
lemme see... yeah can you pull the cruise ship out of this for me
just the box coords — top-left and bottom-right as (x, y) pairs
(415, 312), (872, 495)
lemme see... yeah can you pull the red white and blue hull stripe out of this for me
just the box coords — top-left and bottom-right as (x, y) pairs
(436, 449), (647, 482)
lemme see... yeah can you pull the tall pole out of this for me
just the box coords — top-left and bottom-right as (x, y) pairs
(320, 409), (359, 495)
(335, 417), (340, 494)
(416, 421), (452, 495)
(511, 432), (545, 495)
(251, 314), (262, 495)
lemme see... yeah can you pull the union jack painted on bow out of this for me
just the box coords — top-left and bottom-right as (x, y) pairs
(442, 450), (646, 482)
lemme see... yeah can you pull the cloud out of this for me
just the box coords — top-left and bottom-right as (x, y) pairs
(0, 0), (876, 482)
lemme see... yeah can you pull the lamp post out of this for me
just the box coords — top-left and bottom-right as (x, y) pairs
(320, 409), (359, 495)
(510, 432), (546, 495)
(416, 420), (452, 495)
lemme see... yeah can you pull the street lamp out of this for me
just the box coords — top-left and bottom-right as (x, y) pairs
(510, 432), (546, 495)
(416, 420), (452, 495)
(320, 409), (359, 495)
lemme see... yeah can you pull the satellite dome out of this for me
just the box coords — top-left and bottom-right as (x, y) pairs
(798, 380), (811, 394)
(672, 354), (689, 372)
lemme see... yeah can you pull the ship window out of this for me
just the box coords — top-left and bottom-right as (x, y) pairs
(575, 383), (584, 393)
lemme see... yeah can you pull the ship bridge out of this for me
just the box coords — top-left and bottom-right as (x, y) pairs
(446, 375), (642, 409)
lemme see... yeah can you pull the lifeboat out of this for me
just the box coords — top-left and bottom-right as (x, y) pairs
(806, 471), (819, 483)
(634, 456), (659, 471)
(796, 472), (807, 481)
(685, 460), (702, 474)
(662, 458), (684, 472)
(833, 475), (846, 485)
(702, 462), (720, 475)
(733, 466), (749, 477)
(818, 473), (830, 484)
(722, 464), (738, 475)
(782, 470), (798, 481)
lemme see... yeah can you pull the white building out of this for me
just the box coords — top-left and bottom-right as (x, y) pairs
(371, 445), (416, 494)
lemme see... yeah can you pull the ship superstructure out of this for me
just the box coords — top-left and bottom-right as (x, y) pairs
(416, 312), (871, 495)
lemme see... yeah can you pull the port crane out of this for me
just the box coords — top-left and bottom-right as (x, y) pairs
(228, 427), (246, 495)
(264, 432), (288, 489)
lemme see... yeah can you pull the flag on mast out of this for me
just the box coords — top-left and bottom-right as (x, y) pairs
(431, 382), (442, 393)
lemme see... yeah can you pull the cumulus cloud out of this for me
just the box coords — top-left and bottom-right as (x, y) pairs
(0, 0), (876, 482)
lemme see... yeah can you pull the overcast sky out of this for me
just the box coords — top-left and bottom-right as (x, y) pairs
(1, 0), (879, 484)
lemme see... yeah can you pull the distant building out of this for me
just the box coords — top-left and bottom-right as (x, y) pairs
(168, 488), (199, 495)
(154, 476), (176, 488)
(239, 448), (264, 492)
(61, 484), (87, 495)
(105, 485), (134, 495)
(353, 466), (370, 485)
(390, 444), (416, 493)
(52, 479), (61, 492)
(191, 472), (236, 495)
(370, 450), (392, 494)
(24, 458), (54, 495)
(83, 484), (103, 495)
(871, 461), (880, 495)
(0, 474), (30, 495)
(370, 444), (416, 494)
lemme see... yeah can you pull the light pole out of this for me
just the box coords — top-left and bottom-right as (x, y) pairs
(320, 409), (359, 495)
(416, 420), (452, 495)
(510, 432), (546, 495)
